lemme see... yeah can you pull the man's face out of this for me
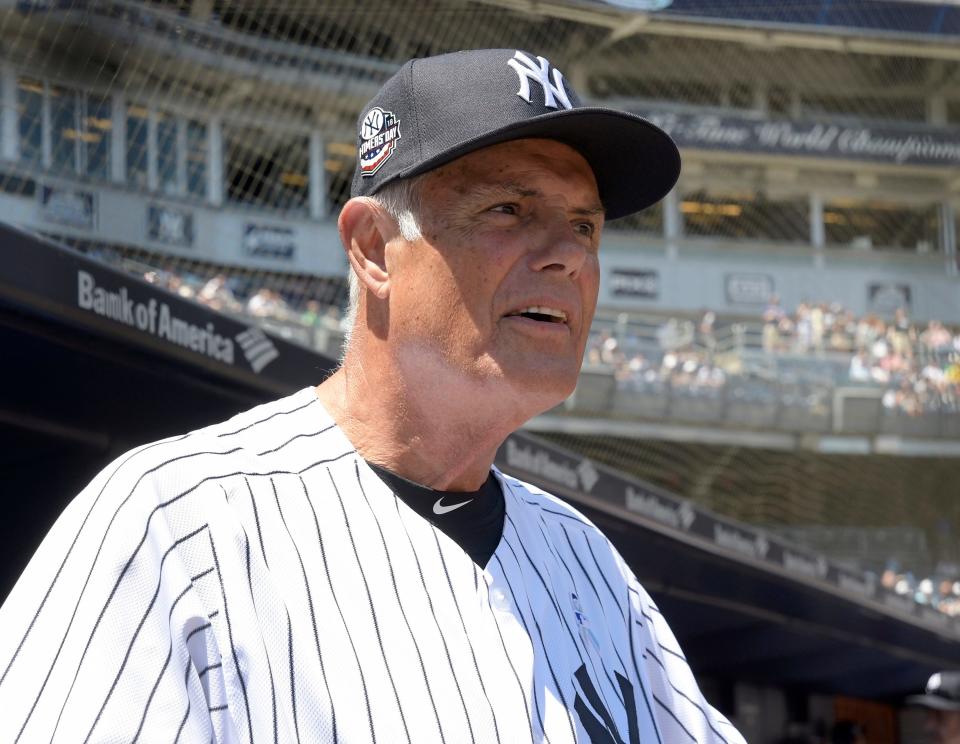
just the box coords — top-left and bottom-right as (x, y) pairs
(926, 709), (960, 743)
(384, 138), (603, 408)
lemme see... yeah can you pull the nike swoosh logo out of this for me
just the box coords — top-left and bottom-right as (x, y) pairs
(433, 497), (472, 515)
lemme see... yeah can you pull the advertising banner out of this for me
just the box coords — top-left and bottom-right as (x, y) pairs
(609, 268), (660, 299)
(868, 282), (912, 316)
(725, 272), (775, 306)
(0, 223), (333, 392)
(40, 185), (96, 229)
(636, 109), (960, 168)
(147, 204), (194, 248)
(243, 223), (297, 261)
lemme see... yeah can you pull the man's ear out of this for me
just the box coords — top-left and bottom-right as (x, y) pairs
(338, 197), (391, 301)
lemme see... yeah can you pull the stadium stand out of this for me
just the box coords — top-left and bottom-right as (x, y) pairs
(576, 302), (960, 432)
(50, 236), (960, 439)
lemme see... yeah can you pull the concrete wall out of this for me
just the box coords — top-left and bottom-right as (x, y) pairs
(0, 179), (346, 276)
(599, 231), (959, 323)
(3, 175), (957, 326)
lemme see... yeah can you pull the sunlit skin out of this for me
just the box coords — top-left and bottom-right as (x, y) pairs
(926, 709), (960, 744)
(317, 139), (604, 491)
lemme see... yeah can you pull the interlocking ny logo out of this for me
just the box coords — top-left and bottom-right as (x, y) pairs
(573, 664), (639, 744)
(507, 51), (572, 110)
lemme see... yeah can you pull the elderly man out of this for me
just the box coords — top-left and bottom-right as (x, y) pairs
(0, 49), (743, 743)
(908, 671), (960, 744)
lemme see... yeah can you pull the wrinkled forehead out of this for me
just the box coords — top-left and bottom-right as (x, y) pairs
(419, 138), (604, 210)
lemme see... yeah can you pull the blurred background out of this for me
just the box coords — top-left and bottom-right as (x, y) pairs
(0, 0), (959, 741)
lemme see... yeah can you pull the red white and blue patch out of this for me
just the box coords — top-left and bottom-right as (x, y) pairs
(358, 106), (401, 177)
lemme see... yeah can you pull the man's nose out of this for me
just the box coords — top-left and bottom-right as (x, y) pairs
(526, 218), (589, 278)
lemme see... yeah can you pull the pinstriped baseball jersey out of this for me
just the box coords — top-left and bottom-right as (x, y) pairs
(0, 387), (745, 743)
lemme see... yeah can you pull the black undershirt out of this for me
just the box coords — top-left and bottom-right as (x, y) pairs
(366, 462), (505, 568)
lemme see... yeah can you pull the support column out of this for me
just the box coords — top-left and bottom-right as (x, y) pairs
(147, 108), (158, 191)
(110, 92), (126, 183)
(567, 61), (589, 98)
(176, 116), (188, 195)
(752, 82), (768, 115)
(41, 83), (51, 169)
(73, 92), (82, 174)
(309, 130), (325, 219)
(941, 201), (957, 276)
(663, 186), (681, 260)
(811, 192), (826, 270)
(207, 115), (223, 206)
(190, 0), (213, 21)
(789, 89), (802, 119)
(664, 186), (681, 239)
(810, 192), (825, 248)
(1, 63), (18, 161)
(927, 95), (948, 127)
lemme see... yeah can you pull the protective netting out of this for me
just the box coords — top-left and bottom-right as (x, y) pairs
(1, 0), (959, 610)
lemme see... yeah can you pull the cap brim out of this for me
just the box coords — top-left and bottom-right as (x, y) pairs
(905, 694), (960, 712)
(396, 107), (681, 221)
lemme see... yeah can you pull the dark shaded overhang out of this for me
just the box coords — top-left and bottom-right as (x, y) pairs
(495, 430), (960, 698)
(592, 0), (960, 41)
(0, 222), (336, 598)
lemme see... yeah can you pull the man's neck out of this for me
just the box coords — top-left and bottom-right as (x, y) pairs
(315, 356), (529, 492)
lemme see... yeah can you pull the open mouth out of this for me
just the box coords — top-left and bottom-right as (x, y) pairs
(505, 306), (569, 325)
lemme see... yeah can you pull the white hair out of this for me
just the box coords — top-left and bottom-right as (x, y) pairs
(340, 176), (424, 361)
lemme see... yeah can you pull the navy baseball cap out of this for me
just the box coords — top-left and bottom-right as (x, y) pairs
(350, 48), (680, 220)
(906, 671), (960, 712)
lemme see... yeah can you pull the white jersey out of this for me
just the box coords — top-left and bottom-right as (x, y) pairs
(0, 387), (744, 744)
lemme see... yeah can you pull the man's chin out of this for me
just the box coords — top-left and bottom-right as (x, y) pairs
(503, 365), (579, 412)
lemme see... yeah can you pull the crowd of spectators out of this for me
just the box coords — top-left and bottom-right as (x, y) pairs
(585, 296), (960, 418)
(586, 330), (728, 396)
(881, 562), (960, 617)
(142, 266), (347, 334)
(761, 295), (960, 416)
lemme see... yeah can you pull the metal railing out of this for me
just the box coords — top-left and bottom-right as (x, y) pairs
(563, 363), (960, 438)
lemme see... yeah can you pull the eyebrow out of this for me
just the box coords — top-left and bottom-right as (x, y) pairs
(471, 181), (606, 217)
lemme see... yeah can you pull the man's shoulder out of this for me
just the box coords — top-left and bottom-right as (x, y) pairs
(496, 468), (606, 542)
(91, 387), (327, 500)
(497, 468), (657, 593)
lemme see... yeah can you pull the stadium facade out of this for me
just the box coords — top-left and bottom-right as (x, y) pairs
(1, 1), (958, 318)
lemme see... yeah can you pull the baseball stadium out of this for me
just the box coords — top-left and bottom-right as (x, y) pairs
(1, 1), (960, 742)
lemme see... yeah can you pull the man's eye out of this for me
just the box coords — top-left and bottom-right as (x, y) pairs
(575, 221), (596, 237)
(490, 203), (519, 215)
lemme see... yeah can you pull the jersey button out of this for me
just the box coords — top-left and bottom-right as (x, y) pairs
(490, 587), (510, 611)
